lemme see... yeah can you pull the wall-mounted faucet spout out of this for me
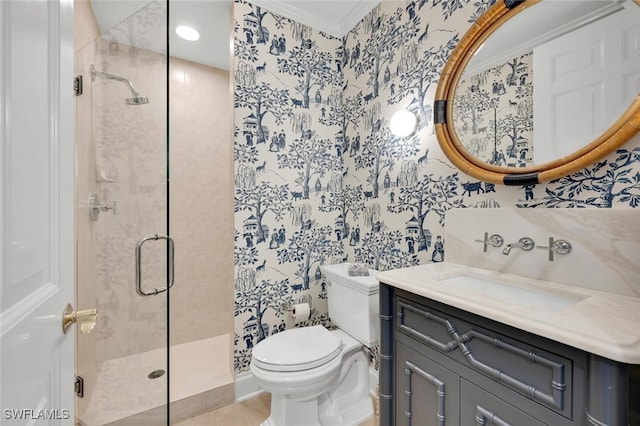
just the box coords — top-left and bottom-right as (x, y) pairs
(502, 237), (535, 255)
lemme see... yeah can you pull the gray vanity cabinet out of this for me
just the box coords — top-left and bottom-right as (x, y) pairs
(395, 340), (461, 425)
(460, 380), (545, 426)
(379, 284), (593, 426)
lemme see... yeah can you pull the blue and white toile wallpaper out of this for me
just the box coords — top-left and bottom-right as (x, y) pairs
(454, 52), (533, 167)
(232, 0), (640, 375)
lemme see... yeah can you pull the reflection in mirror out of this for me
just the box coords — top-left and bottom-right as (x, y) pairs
(451, 0), (640, 169)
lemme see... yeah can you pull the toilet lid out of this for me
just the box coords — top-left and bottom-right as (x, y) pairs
(251, 325), (343, 372)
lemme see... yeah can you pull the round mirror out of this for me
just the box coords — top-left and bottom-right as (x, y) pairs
(434, 0), (640, 185)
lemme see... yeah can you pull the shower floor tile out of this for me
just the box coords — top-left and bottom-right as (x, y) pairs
(79, 335), (232, 426)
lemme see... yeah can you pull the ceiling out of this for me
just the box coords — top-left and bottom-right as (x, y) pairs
(90, 0), (379, 70)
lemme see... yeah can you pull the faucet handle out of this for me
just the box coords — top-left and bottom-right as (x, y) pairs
(474, 233), (503, 252)
(537, 238), (572, 261)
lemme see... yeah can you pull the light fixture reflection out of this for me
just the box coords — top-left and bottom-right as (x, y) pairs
(176, 25), (200, 41)
(390, 110), (417, 137)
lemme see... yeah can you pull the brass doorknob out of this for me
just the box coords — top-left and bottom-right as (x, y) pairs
(62, 303), (98, 335)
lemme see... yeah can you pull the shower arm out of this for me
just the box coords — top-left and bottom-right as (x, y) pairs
(90, 65), (141, 97)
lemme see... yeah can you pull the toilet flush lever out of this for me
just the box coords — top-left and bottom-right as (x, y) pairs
(536, 238), (572, 261)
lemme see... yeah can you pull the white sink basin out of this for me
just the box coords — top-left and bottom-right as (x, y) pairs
(440, 275), (588, 312)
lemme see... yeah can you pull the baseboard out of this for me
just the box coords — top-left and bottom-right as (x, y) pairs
(234, 371), (264, 402)
(234, 367), (379, 403)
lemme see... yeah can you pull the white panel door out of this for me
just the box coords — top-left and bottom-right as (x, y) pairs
(533, 6), (640, 164)
(0, 0), (75, 423)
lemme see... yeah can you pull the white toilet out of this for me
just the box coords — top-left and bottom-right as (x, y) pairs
(250, 263), (379, 426)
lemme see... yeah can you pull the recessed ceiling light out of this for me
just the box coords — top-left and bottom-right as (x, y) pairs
(176, 25), (200, 41)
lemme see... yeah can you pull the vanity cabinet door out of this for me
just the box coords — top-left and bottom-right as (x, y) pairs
(460, 379), (545, 426)
(395, 341), (460, 425)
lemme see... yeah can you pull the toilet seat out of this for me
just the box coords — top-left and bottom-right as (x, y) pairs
(251, 325), (343, 372)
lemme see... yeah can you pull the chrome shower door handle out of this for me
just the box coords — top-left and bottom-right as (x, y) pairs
(135, 234), (175, 296)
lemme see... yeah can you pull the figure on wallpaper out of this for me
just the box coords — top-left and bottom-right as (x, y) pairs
(269, 38), (279, 55)
(315, 89), (322, 104)
(350, 42), (360, 67)
(432, 236), (444, 262)
(384, 66), (391, 84)
(389, 191), (395, 204)
(349, 226), (361, 246)
(350, 134), (360, 156)
(269, 233), (279, 249)
(384, 172), (391, 189)
(314, 177), (322, 192)
(269, 134), (279, 152)
(278, 35), (286, 54)
(523, 184), (535, 201)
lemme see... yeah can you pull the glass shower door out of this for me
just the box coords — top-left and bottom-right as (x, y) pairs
(74, 1), (171, 424)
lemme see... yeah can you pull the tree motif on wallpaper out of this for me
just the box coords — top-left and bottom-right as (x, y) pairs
(454, 52), (533, 166)
(454, 82), (498, 136)
(319, 93), (364, 152)
(235, 82), (292, 146)
(319, 185), (366, 242)
(494, 107), (533, 165)
(424, 0), (489, 21)
(354, 125), (421, 198)
(517, 148), (640, 208)
(234, 230), (259, 266)
(234, 142), (259, 164)
(277, 137), (341, 199)
(461, 0), (497, 23)
(388, 36), (459, 129)
(239, 5), (270, 45)
(277, 226), (343, 290)
(235, 182), (292, 245)
(388, 172), (463, 251)
(354, 8), (420, 98)
(234, 270), (291, 347)
(277, 45), (338, 108)
(354, 229), (418, 271)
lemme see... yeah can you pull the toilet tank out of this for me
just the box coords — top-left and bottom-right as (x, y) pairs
(320, 263), (379, 347)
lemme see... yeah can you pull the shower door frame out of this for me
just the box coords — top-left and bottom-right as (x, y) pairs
(73, 0), (172, 424)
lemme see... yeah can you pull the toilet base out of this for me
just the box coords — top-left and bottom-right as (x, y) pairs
(259, 349), (373, 426)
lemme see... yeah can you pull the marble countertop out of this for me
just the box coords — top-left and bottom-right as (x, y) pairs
(377, 263), (640, 364)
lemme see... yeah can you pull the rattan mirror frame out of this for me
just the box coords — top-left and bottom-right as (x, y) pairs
(434, 0), (640, 185)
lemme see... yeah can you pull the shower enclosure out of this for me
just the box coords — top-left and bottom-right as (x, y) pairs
(74, 1), (234, 424)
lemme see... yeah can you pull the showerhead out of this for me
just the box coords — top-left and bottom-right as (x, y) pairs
(126, 96), (150, 105)
(90, 64), (150, 106)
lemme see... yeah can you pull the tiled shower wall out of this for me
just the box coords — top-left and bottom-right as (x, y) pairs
(233, 0), (640, 374)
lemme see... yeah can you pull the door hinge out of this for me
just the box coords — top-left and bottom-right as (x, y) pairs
(74, 75), (83, 96)
(75, 375), (84, 398)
